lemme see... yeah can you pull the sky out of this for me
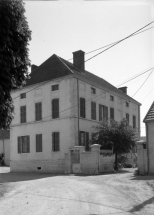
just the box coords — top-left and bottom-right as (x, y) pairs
(24, 0), (154, 136)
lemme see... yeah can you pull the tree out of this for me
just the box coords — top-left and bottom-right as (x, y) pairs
(91, 119), (137, 170)
(0, 0), (31, 129)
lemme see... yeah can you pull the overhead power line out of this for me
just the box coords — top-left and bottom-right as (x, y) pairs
(141, 86), (154, 102)
(12, 21), (154, 100)
(132, 69), (154, 97)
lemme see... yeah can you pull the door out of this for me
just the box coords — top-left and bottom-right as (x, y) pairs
(71, 149), (80, 173)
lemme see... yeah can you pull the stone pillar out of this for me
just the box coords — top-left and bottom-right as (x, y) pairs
(136, 140), (147, 175)
(91, 144), (101, 174)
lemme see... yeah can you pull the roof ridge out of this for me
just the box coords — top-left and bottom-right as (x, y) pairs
(143, 101), (154, 122)
(56, 55), (74, 74)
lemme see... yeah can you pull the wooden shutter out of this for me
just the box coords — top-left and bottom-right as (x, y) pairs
(20, 106), (26, 123)
(27, 136), (30, 153)
(35, 103), (42, 121)
(110, 108), (114, 119)
(91, 102), (96, 120)
(36, 134), (42, 152)
(103, 106), (108, 120)
(18, 137), (22, 153)
(99, 104), (102, 121)
(52, 99), (59, 119)
(80, 98), (85, 118)
(55, 132), (60, 151)
(85, 132), (89, 151)
(52, 132), (54, 151)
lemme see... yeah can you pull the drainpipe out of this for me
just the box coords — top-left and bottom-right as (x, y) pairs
(146, 123), (149, 174)
(77, 78), (80, 146)
(138, 105), (141, 139)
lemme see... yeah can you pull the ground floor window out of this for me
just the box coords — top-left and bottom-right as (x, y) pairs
(36, 134), (42, 152)
(18, 136), (30, 153)
(79, 131), (89, 151)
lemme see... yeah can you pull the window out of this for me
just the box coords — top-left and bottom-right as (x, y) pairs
(20, 106), (26, 123)
(110, 95), (114, 101)
(52, 132), (60, 151)
(36, 134), (42, 152)
(99, 104), (108, 121)
(79, 131), (89, 151)
(52, 84), (59, 91)
(80, 98), (86, 118)
(20, 93), (26, 99)
(110, 107), (114, 120)
(18, 136), (30, 153)
(52, 98), (59, 119)
(35, 102), (42, 121)
(126, 113), (129, 124)
(126, 102), (129, 107)
(91, 87), (96, 94)
(91, 102), (96, 120)
(133, 115), (136, 128)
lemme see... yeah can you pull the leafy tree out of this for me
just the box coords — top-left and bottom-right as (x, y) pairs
(91, 119), (137, 170)
(0, 0), (31, 129)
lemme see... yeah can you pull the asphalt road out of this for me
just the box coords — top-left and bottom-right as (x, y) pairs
(0, 167), (154, 215)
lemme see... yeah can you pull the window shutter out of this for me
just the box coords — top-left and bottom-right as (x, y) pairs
(85, 132), (89, 151)
(79, 131), (81, 146)
(80, 98), (85, 118)
(18, 137), (22, 153)
(103, 106), (108, 120)
(110, 108), (114, 119)
(55, 132), (60, 151)
(27, 136), (30, 153)
(52, 99), (59, 119)
(99, 104), (102, 121)
(52, 132), (54, 151)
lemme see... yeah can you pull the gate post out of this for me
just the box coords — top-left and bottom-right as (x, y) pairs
(91, 144), (101, 174)
(136, 140), (147, 175)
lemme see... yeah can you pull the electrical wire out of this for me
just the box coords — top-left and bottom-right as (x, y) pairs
(141, 86), (154, 102)
(132, 69), (153, 97)
(12, 21), (154, 100)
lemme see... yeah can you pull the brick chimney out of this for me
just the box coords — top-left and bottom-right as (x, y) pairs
(73, 50), (85, 72)
(31, 64), (38, 73)
(118, 87), (127, 94)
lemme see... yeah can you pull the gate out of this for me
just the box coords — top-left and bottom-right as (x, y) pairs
(70, 149), (80, 174)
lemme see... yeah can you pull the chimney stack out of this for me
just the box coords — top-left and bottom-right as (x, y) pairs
(31, 64), (38, 73)
(73, 50), (85, 72)
(118, 87), (127, 94)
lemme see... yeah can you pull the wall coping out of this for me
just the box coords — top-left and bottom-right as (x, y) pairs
(136, 140), (146, 145)
(91, 144), (101, 148)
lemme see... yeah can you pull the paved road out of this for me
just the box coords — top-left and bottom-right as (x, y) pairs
(0, 167), (154, 215)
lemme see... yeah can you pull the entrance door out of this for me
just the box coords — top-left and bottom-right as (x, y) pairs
(71, 149), (80, 174)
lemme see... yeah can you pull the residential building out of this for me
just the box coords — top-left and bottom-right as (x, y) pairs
(10, 50), (141, 173)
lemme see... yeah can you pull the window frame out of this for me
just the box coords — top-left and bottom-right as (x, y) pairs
(126, 113), (129, 124)
(35, 102), (42, 121)
(51, 84), (59, 91)
(52, 132), (60, 152)
(126, 102), (129, 107)
(133, 115), (136, 128)
(18, 136), (30, 153)
(91, 101), (96, 120)
(91, 87), (96, 94)
(20, 105), (26, 123)
(110, 95), (114, 101)
(20, 93), (26, 99)
(36, 134), (42, 152)
(99, 104), (108, 121)
(80, 97), (86, 118)
(110, 107), (114, 120)
(52, 98), (59, 119)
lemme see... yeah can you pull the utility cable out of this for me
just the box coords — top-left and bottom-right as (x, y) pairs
(12, 21), (154, 100)
(141, 86), (154, 102)
(132, 69), (153, 97)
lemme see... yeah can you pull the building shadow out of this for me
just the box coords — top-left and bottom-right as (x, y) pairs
(130, 175), (154, 181)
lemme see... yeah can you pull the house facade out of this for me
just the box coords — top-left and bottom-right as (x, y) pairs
(10, 50), (141, 173)
(142, 101), (154, 174)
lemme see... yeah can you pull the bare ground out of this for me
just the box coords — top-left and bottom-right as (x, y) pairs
(0, 167), (154, 215)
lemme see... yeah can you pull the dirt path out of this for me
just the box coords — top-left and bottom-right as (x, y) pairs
(0, 167), (154, 215)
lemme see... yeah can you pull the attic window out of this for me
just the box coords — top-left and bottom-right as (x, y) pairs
(52, 84), (59, 91)
(91, 87), (96, 94)
(126, 102), (129, 107)
(20, 93), (26, 99)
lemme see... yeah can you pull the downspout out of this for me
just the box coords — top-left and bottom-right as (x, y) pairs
(138, 105), (141, 139)
(77, 78), (80, 146)
(146, 123), (149, 174)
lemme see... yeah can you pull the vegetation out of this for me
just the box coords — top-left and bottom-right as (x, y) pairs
(0, 0), (31, 129)
(92, 119), (137, 170)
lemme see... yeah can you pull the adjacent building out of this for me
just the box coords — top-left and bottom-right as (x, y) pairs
(10, 50), (141, 173)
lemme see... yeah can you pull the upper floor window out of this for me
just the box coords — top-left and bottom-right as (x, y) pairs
(110, 95), (114, 101)
(99, 104), (108, 121)
(20, 106), (26, 123)
(91, 87), (96, 94)
(52, 98), (59, 119)
(36, 134), (42, 152)
(133, 115), (136, 129)
(126, 113), (129, 124)
(80, 98), (86, 118)
(52, 132), (60, 151)
(91, 102), (96, 120)
(20, 93), (26, 99)
(126, 102), (129, 107)
(18, 136), (30, 153)
(35, 102), (42, 121)
(52, 84), (59, 91)
(110, 107), (114, 120)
